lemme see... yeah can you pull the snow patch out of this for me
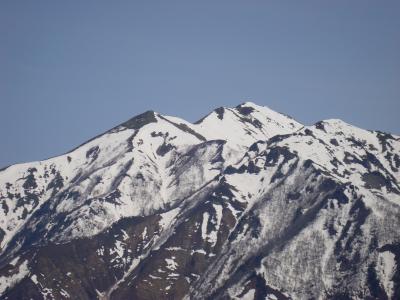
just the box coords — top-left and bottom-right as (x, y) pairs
(165, 257), (178, 271)
(0, 260), (30, 295)
(159, 208), (180, 229)
(376, 251), (396, 298)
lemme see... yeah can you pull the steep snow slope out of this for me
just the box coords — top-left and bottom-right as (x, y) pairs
(165, 102), (302, 161)
(0, 102), (299, 252)
(191, 122), (400, 299)
(0, 102), (399, 300)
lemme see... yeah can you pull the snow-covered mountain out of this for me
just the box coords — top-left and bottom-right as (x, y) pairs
(0, 102), (399, 299)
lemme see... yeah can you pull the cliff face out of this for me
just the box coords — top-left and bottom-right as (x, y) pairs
(0, 102), (399, 299)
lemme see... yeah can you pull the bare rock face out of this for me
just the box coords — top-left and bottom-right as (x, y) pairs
(0, 102), (399, 299)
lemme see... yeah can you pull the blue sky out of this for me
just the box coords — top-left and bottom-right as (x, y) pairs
(1, 0), (399, 167)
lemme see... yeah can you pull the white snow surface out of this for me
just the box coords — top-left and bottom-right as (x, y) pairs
(0, 260), (29, 294)
(1, 102), (400, 299)
(0, 102), (301, 249)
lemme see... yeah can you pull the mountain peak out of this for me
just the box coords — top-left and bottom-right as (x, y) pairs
(188, 102), (303, 148)
(120, 110), (158, 129)
(313, 118), (372, 137)
(237, 100), (259, 108)
(319, 118), (350, 127)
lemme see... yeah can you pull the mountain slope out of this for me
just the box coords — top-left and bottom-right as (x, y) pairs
(0, 102), (399, 300)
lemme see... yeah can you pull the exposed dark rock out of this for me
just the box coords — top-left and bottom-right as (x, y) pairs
(288, 191), (301, 200)
(151, 131), (164, 137)
(330, 138), (339, 146)
(315, 121), (326, 132)
(46, 171), (64, 195)
(236, 104), (255, 116)
(121, 110), (157, 129)
(376, 131), (395, 152)
(86, 145), (100, 161)
(367, 263), (388, 299)
(346, 136), (366, 148)
(215, 107), (225, 120)
(22, 168), (38, 190)
(304, 128), (315, 137)
(362, 171), (388, 189)
(156, 142), (175, 156)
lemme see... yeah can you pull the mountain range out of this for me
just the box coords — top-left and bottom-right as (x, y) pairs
(0, 102), (399, 299)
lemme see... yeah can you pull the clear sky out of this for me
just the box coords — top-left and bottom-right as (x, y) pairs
(1, 0), (399, 168)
